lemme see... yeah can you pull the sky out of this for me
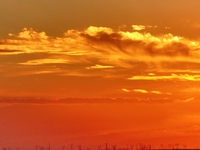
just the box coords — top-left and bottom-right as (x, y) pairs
(1, 0), (200, 149)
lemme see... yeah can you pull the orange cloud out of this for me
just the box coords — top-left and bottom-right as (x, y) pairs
(19, 58), (69, 65)
(132, 25), (146, 31)
(9, 28), (48, 41)
(121, 88), (130, 92)
(128, 73), (200, 81)
(133, 89), (148, 94)
(86, 64), (115, 69)
(121, 87), (172, 96)
(132, 25), (157, 31)
(132, 89), (168, 95)
(1, 26), (200, 78)
(150, 91), (162, 94)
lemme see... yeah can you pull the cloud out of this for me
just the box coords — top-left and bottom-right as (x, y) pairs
(132, 25), (157, 31)
(86, 64), (115, 69)
(19, 58), (69, 65)
(182, 97), (195, 103)
(0, 49), (23, 55)
(1, 25), (200, 78)
(132, 25), (146, 31)
(150, 91), (162, 94)
(122, 88), (130, 92)
(165, 27), (171, 30)
(132, 89), (166, 95)
(9, 28), (48, 41)
(128, 73), (200, 81)
(121, 87), (172, 95)
(133, 89), (148, 94)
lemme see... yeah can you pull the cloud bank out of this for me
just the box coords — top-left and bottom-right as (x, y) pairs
(1, 25), (200, 98)
(1, 26), (200, 75)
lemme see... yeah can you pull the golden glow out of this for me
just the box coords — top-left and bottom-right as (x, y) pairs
(2, 1), (200, 148)
(1, 25), (200, 148)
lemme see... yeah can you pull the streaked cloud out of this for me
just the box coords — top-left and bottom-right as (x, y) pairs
(128, 73), (200, 81)
(1, 26), (200, 70)
(1, 25), (200, 97)
(86, 64), (115, 69)
(150, 91), (162, 94)
(121, 88), (130, 92)
(19, 58), (69, 65)
(133, 89), (148, 94)
(182, 97), (195, 103)
(133, 89), (168, 95)
(121, 87), (171, 95)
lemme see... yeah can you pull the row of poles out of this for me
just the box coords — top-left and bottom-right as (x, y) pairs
(3, 143), (191, 150)
(36, 143), (189, 150)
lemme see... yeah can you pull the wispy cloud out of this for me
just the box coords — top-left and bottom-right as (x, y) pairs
(86, 64), (115, 69)
(150, 91), (162, 94)
(1, 25), (200, 78)
(133, 89), (148, 94)
(132, 25), (157, 31)
(121, 88), (168, 95)
(182, 97), (195, 103)
(133, 89), (169, 95)
(121, 88), (130, 92)
(128, 73), (200, 81)
(19, 58), (69, 65)
(122, 87), (171, 95)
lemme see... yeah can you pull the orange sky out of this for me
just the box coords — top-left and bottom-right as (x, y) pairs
(1, 0), (200, 149)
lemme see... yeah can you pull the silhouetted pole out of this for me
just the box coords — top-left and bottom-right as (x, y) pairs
(175, 144), (179, 149)
(70, 144), (73, 150)
(168, 144), (171, 149)
(105, 143), (108, 150)
(78, 145), (82, 150)
(160, 144), (163, 150)
(112, 145), (116, 150)
(130, 145), (134, 150)
(148, 145), (151, 150)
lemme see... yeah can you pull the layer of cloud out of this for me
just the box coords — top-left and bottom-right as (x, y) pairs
(128, 73), (200, 81)
(19, 58), (69, 65)
(86, 64), (115, 69)
(1, 25), (200, 98)
(0, 97), (195, 105)
(122, 88), (171, 95)
(1, 26), (200, 62)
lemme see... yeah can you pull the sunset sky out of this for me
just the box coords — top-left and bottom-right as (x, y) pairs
(1, 0), (200, 149)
